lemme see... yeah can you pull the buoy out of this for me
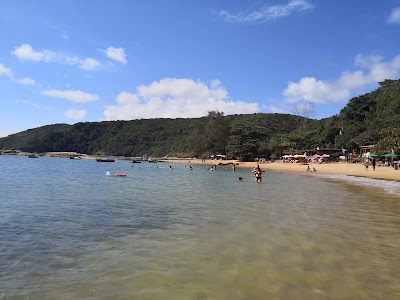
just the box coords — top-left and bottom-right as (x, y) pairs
(114, 173), (127, 177)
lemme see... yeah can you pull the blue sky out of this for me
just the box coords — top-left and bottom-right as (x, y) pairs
(1, 0), (400, 137)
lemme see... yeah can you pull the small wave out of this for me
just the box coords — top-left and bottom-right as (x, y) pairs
(317, 173), (400, 197)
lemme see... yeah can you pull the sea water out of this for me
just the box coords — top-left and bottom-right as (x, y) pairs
(1, 155), (400, 299)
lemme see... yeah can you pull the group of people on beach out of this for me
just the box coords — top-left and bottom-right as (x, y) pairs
(365, 158), (376, 171)
(306, 166), (317, 172)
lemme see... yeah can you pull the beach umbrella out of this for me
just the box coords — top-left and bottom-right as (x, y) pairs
(383, 153), (398, 157)
(321, 154), (330, 158)
(369, 153), (379, 157)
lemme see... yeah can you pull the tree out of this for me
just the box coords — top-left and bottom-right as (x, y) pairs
(226, 122), (270, 161)
(374, 128), (400, 153)
(203, 111), (230, 155)
(292, 101), (315, 119)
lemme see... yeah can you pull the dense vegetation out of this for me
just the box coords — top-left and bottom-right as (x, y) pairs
(1, 79), (399, 159)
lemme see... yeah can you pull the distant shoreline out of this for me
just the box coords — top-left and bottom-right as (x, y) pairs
(2, 152), (399, 182)
(164, 158), (400, 182)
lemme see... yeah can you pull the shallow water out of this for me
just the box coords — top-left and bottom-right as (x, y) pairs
(1, 155), (400, 299)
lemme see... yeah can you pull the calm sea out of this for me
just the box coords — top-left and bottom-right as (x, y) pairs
(1, 155), (400, 299)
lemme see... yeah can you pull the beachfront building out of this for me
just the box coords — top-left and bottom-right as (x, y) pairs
(359, 145), (375, 162)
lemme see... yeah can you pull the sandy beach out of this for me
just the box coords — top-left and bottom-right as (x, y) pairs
(163, 158), (400, 182)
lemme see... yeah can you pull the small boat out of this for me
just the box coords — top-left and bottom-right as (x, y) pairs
(131, 159), (141, 163)
(96, 157), (115, 162)
(28, 154), (39, 158)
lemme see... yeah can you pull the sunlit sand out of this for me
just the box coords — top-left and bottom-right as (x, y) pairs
(164, 158), (400, 182)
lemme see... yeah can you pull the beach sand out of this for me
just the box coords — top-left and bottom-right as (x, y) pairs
(163, 158), (400, 182)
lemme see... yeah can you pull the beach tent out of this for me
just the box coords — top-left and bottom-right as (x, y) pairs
(321, 154), (330, 158)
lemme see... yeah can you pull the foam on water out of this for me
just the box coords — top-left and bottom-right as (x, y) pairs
(317, 173), (400, 197)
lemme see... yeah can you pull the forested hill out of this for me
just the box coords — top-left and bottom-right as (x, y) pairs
(1, 79), (399, 159)
(306, 79), (400, 153)
(0, 113), (310, 158)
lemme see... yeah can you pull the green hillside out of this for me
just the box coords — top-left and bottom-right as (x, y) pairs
(1, 79), (399, 159)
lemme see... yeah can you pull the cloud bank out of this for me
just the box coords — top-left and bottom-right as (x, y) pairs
(104, 78), (259, 120)
(283, 54), (400, 104)
(216, 0), (314, 24)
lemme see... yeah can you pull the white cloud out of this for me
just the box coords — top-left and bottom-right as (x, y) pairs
(388, 7), (400, 23)
(11, 43), (55, 62)
(102, 47), (127, 64)
(283, 53), (400, 104)
(265, 105), (288, 114)
(216, 0), (314, 24)
(41, 89), (99, 103)
(80, 58), (101, 70)
(15, 99), (46, 109)
(17, 77), (36, 85)
(11, 43), (102, 71)
(16, 99), (31, 105)
(0, 63), (13, 77)
(104, 78), (259, 120)
(0, 63), (37, 86)
(65, 109), (87, 119)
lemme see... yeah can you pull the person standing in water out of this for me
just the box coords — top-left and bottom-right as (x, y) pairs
(253, 164), (262, 182)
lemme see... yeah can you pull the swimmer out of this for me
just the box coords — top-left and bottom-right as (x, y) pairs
(253, 164), (262, 182)
(254, 170), (262, 182)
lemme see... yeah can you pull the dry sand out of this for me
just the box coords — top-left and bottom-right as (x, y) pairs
(163, 158), (400, 182)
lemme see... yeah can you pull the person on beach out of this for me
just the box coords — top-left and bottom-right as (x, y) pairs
(307, 166), (311, 172)
(365, 159), (369, 171)
(232, 164), (236, 171)
(372, 158), (376, 171)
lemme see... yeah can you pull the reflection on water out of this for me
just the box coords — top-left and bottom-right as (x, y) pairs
(1, 156), (400, 299)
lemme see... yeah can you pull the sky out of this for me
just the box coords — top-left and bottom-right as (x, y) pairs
(1, 0), (400, 137)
